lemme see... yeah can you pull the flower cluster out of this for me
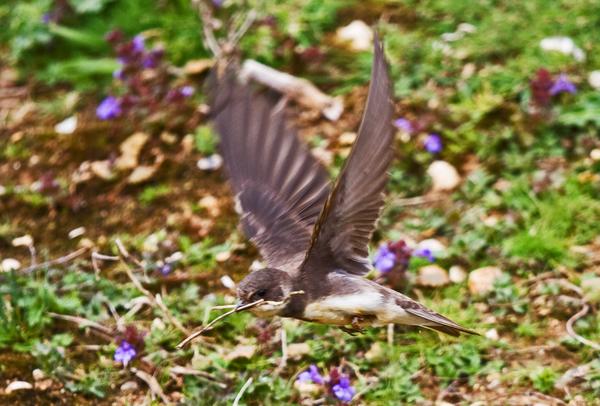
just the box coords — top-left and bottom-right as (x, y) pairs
(373, 240), (413, 274)
(97, 30), (198, 132)
(394, 117), (444, 154)
(113, 325), (145, 367)
(297, 365), (355, 404)
(530, 69), (577, 108)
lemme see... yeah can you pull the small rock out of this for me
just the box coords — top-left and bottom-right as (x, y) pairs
(5, 381), (33, 394)
(68, 227), (86, 239)
(485, 328), (499, 341)
(468, 266), (503, 295)
(220, 275), (236, 289)
(287, 343), (311, 358)
(540, 36), (586, 61)
(198, 195), (220, 217)
(0, 185), (6, 196)
(336, 20), (373, 51)
(427, 160), (461, 191)
(12, 234), (33, 247)
(32, 369), (45, 381)
(127, 164), (159, 184)
(115, 132), (149, 170)
(184, 59), (214, 75)
(35, 379), (53, 391)
(588, 71), (600, 90)
(90, 160), (115, 180)
(197, 154), (223, 171)
(417, 265), (449, 287)
(54, 115), (77, 134)
(338, 132), (357, 146)
(216, 251), (232, 263)
(590, 149), (600, 161)
(120, 380), (139, 393)
(225, 344), (255, 361)
(449, 265), (467, 283)
(1, 258), (21, 272)
(415, 238), (446, 257)
(160, 131), (177, 145)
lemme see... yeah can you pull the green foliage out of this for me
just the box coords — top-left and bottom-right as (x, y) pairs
(529, 366), (559, 393)
(194, 125), (218, 155)
(139, 184), (171, 206)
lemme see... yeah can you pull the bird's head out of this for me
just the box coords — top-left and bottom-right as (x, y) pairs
(236, 268), (293, 317)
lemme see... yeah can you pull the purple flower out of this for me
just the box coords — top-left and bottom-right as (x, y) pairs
(180, 86), (195, 97)
(423, 133), (443, 154)
(550, 74), (577, 95)
(298, 365), (324, 385)
(212, 0), (224, 7)
(393, 118), (414, 134)
(96, 96), (122, 120)
(158, 263), (172, 275)
(113, 68), (124, 80)
(132, 35), (145, 53)
(373, 244), (396, 273)
(332, 376), (355, 403)
(114, 340), (137, 366)
(41, 13), (51, 24)
(413, 247), (435, 262)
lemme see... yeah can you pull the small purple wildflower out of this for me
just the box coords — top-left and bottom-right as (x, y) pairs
(332, 376), (355, 403)
(96, 96), (122, 120)
(413, 247), (435, 262)
(298, 365), (324, 384)
(423, 133), (443, 154)
(158, 263), (172, 275)
(41, 13), (51, 24)
(393, 117), (414, 134)
(550, 74), (577, 95)
(373, 244), (396, 273)
(132, 35), (145, 53)
(212, 0), (224, 7)
(180, 86), (195, 97)
(114, 340), (137, 366)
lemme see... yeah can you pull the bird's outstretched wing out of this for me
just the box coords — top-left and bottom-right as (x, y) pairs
(302, 35), (394, 276)
(211, 71), (331, 274)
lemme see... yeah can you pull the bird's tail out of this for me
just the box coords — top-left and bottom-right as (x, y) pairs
(405, 307), (479, 337)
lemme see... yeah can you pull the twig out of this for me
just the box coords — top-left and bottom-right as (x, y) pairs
(392, 194), (446, 207)
(176, 299), (265, 349)
(227, 9), (257, 51)
(566, 304), (600, 351)
(22, 247), (89, 273)
(192, 0), (221, 56)
(132, 368), (170, 405)
(115, 239), (190, 335)
(48, 312), (113, 335)
(91, 251), (119, 277)
(273, 327), (288, 376)
(169, 366), (227, 388)
(232, 377), (253, 406)
(387, 323), (394, 346)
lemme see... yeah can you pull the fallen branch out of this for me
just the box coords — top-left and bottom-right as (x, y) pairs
(169, 366), (227, 388)
(240, 60), (344, 121)
(22, 246), (89, 273)
(232, 377), (253, 406)
(566, 303), (600, 351)
(132, 367), (170, 405)
(48, 312), (113, 336)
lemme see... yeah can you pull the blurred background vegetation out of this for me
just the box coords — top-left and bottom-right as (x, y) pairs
(1, 0), (600, 404)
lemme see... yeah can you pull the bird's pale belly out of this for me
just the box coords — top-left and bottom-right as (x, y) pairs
(302, 291), (408, 326)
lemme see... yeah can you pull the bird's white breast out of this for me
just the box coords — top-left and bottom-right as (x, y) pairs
(303, 291), (385, 325)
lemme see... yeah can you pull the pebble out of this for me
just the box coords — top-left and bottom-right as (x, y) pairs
(32, 369), (45, 381)
(427, 160), (461, 191)
(120, 380), (139, 393)
(336, 20), (373, 51)
(12, 234), (33, 247)
(468, 266), (503, 295)
(54, 115), (77, 134)
(115, 132), (149, 170)
(449, 265), (467, 283)
(1, 258), (21, 272)
(127, 164), (158, 184)
(90, 160), (114, 180)
(197, 154), (223, 171)
(338, 132), (357, 146)
(220, 275), (236, 290)
(485, 328), (499, 340)
(417, 265), (450, 287)
(588, 71), (600, 90)
(198, 195), (220, 217)
(590, 149), (600, 161)
(68, 227), (86, 239)
(5, 381), (33, 394)
(539, 36), (586, 61)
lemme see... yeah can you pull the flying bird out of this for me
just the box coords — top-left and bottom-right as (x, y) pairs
(210, 37), (476, 337)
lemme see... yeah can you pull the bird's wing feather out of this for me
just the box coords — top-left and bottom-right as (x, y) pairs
(211, 72), (331, 273)
(302, 35), (394, 276)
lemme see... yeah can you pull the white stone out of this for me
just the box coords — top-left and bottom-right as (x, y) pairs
(338, 132), (357, 146)
(5, 381), (33, 393)
(127, 164), (157, 184)
(336, 20), (373, 51)
(1, 258), (21, 272)
(120, 380), (139, 393)
(216, 251), (232, 263)
(220, 275), (236, 290)
(197, 154), (223, 171)
(115, 132), (149, 170)
(199, 195), (220, 217)
(468, 266), (503, 295)
(457, 23), (477, 33)
(54, 115), (77, 134)
(588, 71), (600, 90)
(449, 265), (467, 283)
(90, 160), (114, 180)
(416, 238), (447, 257)
(590, 149), (600, 161)
(32, 369), (45, 381)
(427, 160), (461, 191)
(540, 36), (586, 61)
(0, 185), (6, 196)
(485, 328), (499, 340)
(12, 235), (33, 247)
(68, 226), (85, 239)
(417, 265), (449, 287)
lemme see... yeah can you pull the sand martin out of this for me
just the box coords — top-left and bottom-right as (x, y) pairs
(210, 36), (476, 337)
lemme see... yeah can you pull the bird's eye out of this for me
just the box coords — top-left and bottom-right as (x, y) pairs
(255, 289), (267, 298)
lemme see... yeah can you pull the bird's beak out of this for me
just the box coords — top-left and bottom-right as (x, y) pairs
(235, 298), (265, 312)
